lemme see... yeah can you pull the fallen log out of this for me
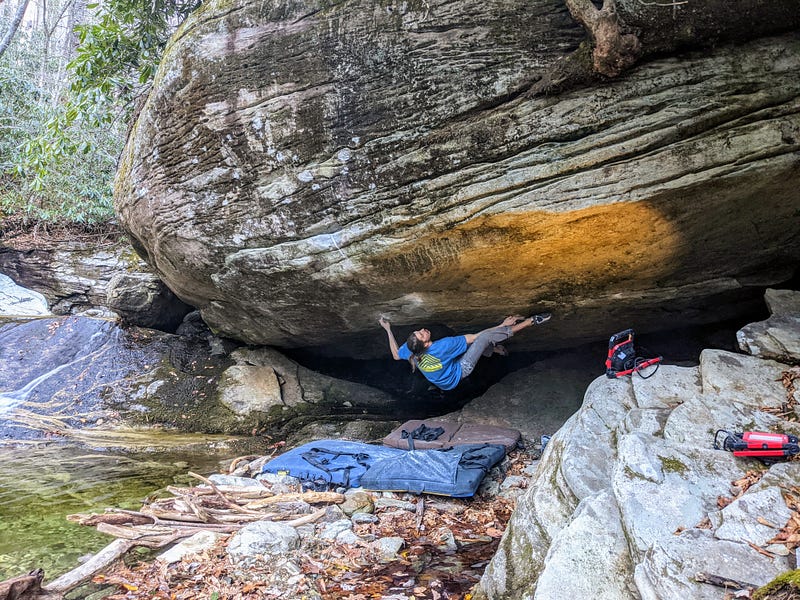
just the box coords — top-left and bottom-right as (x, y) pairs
(246, 491), (344, 509)
(0, 568), (44, 600)
(42, 539), (134, 594)
(108, 508), (259, 528)
(95, 522), (242, 542)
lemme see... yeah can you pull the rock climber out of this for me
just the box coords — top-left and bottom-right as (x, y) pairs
(378, 313), (552, 391)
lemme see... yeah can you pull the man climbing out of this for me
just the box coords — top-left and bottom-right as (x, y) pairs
(379, 313), (552, 391)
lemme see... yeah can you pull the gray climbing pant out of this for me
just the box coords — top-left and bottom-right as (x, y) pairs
(458, 325), (513, 379)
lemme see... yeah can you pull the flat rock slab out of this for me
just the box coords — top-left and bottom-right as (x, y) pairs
(0, 273), (49, 317)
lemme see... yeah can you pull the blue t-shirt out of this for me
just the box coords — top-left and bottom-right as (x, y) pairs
(398, 335), (468, 391)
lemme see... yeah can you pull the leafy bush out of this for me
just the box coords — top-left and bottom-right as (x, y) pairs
(0, 66), (123, 224)
(0, 0), (200, 226)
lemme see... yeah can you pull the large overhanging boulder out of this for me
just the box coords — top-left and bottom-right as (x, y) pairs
(115, 0), (800, 357)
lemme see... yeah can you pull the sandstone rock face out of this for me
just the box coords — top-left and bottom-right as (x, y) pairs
(0, 240), (191, 330)
(115, 0), (800, 355)
(106, 271), (193, 330)
(0, 241), (144, 315)
(737, 288), (800, 365)
(474, 291), (800, 599)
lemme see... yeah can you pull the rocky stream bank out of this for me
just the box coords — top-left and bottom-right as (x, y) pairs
(0, 288), (796, 600)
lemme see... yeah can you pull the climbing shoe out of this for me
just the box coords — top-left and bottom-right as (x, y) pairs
(531, 313), (552, 325)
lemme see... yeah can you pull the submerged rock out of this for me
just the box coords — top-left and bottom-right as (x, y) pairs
(0, 314), (237, 439)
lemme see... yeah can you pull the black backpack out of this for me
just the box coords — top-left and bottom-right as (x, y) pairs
(605, 329), (662, 379)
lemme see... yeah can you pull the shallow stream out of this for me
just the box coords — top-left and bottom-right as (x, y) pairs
(0, 438), (244, 582)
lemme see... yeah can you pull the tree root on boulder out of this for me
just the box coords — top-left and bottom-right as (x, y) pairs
(565, 0), (642, 77)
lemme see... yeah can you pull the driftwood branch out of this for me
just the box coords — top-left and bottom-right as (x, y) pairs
(695, 572), (757, 591)
(245, 491), (344, 509)
(188, 471), (269, 515)
(0, 569), (45, 600)
(43, 539), (135, 594)
(285, 507), (327, 527)
(167, 484), (274, 499)
(55, 467), (341, 596)
(416, 497), (425, 532)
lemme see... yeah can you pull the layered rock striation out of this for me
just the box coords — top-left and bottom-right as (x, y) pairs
(115, 0), (800, 355)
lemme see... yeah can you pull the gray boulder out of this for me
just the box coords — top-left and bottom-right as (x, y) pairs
(475, 293), (800, 599)
(106, 272), (192, 331)
(114, 0), (800, 356)
(226, 520), (300, 561)
(737, 288), (800, 364)
(216, 346), (401, 420)
(158, 530), (226, 564)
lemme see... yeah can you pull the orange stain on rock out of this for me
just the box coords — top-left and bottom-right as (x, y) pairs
(381, 202), (681, 302)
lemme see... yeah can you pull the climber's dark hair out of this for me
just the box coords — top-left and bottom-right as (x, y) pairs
(407, 332), (427, 355)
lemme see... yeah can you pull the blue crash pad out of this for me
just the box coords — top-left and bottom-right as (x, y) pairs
(260, 440), (405, 488)
(360, 443), (506, 498)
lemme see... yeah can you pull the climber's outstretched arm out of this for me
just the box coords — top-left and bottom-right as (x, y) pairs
(379, 317), (401, 360)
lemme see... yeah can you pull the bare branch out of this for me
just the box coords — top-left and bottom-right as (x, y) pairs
(0, 0), (32, 59)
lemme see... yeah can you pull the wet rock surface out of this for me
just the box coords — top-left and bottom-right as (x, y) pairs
(0, 315), (236, 440)
(0, 312), (405, 442)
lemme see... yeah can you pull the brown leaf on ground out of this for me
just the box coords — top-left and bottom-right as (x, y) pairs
(765, 367), (800, 421)
(732, 471), (765, 494)
(695, 517), (712, 529)
(767, 486), (800, 551)
(71, 448), (534, 600)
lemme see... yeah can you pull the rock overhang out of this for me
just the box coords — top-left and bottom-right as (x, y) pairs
(114, 0), (800, 357)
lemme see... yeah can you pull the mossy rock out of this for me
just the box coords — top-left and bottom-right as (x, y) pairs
(753, 569), (800, 600)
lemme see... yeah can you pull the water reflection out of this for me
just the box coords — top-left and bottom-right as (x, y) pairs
(0, 441), (233, 581)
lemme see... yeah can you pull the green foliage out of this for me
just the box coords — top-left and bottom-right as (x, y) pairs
(70, 0), (202, 95)
(0, 56), (122, 224)
(1, 0), (201, 225)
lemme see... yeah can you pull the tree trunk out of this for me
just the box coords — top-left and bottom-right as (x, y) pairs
(52, 0), (79, 100)
(0, 0), (32, 59)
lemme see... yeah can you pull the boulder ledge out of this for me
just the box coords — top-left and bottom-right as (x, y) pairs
(475, 289), (800, 599)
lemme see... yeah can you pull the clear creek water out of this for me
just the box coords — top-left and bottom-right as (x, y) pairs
(0, 439), (238, 582)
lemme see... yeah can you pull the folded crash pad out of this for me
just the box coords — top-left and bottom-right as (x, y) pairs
(360, 443), (506, 498)
(260, 440), (404, 488)
(383, 419), (521, 451)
